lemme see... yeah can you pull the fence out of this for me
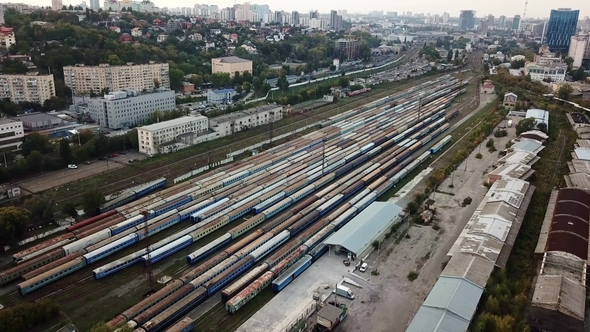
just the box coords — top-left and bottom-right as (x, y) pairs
(284, 301), (317, 332)
(173, 157), (234, 184)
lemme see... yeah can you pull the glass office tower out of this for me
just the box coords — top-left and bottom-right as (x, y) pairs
(546, 8), (579, 52)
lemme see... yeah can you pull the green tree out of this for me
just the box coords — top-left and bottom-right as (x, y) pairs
(59, 138), (73, 164)
(557, 84), (573, 100)
(127, 129), (139, 149)
(169, 68), (185, 91)
(210, 72), (232, 88)
(82, 189), (106, 216)
(107, 54), (124, 65)
(571, 67), (588, 82)
(0, 57), (28, 74)
(446, 49), (452, 62)
(338, 77), (350, 87)
(26, 150), (44, 173)
(62, 202), (78, 218)
(25, 194), (55, 223)
(0, 207), (30, 245)
(242, 82), (252, 93)
(0, 299), (59, 332)
(536, 122), (547, 133)
(564, 56), (574, 67)
(515, 117), (536, 135)
(277, 75), (289, 91)
(21, 132), (53, 157)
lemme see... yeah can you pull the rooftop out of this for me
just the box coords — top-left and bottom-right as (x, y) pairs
(489, 163), (533, 181)
(138, 115), (208, 132)
(441, 253), (495, 288)
(0, 118), (21, 125)
(15, 112), (64, 123)
(511, 139), (545, 155)
(498, 150), (539, 166)
(531, 275), (586, 321)
(209, 88), (236, 94)
(214, 56), (252, 63)
(210, 104), (282, 123)
(406, 277), (483, 332)
(324, 202), (402, 257)
(519, 130), (548, 143)
(574, 147), (590, 161)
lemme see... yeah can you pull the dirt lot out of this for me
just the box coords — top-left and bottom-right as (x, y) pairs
(336, 105), (523, 332)
(15, 151), (146, 194)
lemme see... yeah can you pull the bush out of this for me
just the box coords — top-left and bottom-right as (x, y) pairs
(475, 153), (483, 159)
(371, 269), (380, 276)
(462, 197), (472, 206)
(432, 224), (441, 230)
(61, 202), (78, 218)
(407, 271), (419, 281)
(372, 240), (380, 249)
(486, 138), (495, 148)
(488, 146), (497, 153)
(406, 201), (419, 214)
(494, 129), (508, 137)
(505, 141), (514, 149)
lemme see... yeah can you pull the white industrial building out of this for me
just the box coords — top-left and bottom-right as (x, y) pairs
(0, 119), (24, 151)
(524, 62), (567, 82)
(324, 202), (403, 260)
(137, 115), (208, 155)
(526, 108), (549, 127)
(74, 89), (176, 129)
(209, 104), (283, 137)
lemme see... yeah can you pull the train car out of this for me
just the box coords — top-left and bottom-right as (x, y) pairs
(121, 280), (184, 321)
(203, 256), (255, 296)
(22, 252), (84, 280)
(226, 271), (273, 314)
(66, 210), (118, 233)
(141, 287), (207, 332)
(17, 257), (86, 295)
(63, 228), (112, 255)
(271, 255), (312, 292)
(110, 215), (146, 236)
(221, 264), (269, 302)
(132, 284), (195, 326)
(186, 233), (231, 264)
(165, 317), (194, 332)
(141, 235), (193, 265)
(249, 230), (290, 262)
(0, 248), (65, 285)
(84, 234), (139, 265)
(12, 233), (75, 264)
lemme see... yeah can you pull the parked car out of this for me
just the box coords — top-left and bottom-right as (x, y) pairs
(119, 151), (126, 155)
(84, 161), (91, 165)
(112, 153), (119, 157)
(67, 164), (78, 169)
(133, 158), (140, 162)
(128, 160), (134, 163)
(359, 262), (368, 273)
(107, 154), (114, 158)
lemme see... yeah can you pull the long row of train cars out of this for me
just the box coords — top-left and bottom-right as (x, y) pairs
(3, 75), (463, 329)
(104, 77), (464, 331)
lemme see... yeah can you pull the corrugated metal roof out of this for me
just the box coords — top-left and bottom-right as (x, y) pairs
(489, 163), (531, 180)
(512, 140), (544, 154)
(574, 147), (590, 161)
(526, 108), (549, 125)
(405, 306), (470, 332)
(323, 202), (402, 256)
(531, 275), (586, 321)
(441, 254), (495, 288)
(422, 277), (483, 321)
(498, 150), (538, 165)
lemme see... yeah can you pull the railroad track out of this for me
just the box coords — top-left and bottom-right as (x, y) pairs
(48, 56), (478, 205)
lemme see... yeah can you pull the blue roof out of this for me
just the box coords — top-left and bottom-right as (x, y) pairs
(210, 88), (235, 94)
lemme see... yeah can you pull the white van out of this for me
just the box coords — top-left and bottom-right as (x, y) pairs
(68, 164), (78, 169)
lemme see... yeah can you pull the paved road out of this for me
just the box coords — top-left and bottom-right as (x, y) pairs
(15, 152), (146, 194)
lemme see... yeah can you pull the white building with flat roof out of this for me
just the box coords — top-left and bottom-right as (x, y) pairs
(524, 62), (567, 82)
(568, 35), (589, 68)
(0, 119), (24, 151)
(209, 104), (283, 137)
(76, 89), (175, 129)
(137, 115), (208, 155)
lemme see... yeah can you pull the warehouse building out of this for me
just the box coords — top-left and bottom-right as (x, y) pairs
(74, 89), (176, 129)
(530, 188), (589, 332)
(15, 112), (65, 131)
(526, 108), (549, 127)
(211, 56), (252, 78)
(209, 104), (283, 137)
(324, 202), (403, 260)
(407, 173), (536, 331)
(137, 115), (209, 155)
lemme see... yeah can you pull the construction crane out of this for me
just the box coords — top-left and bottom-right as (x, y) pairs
(523, 0), (528, 19)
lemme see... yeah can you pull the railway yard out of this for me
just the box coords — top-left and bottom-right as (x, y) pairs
(0, 70), (489, 332)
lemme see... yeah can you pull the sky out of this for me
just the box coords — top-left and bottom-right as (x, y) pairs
(23, 0), (590, 19)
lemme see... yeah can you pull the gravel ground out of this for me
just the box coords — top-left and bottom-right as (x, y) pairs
(336, 110), (524, 332)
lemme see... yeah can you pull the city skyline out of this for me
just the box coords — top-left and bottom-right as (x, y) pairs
(10, 0), (590, 19)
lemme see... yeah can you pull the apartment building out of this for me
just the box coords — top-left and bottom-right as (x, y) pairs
(0, 119), (24, 151)
(209, 104), (283, 137)
(77, 89), (175, 129)
(211, 56), (252, 78)
(137, 115), (208, 155)
(0, 73), (56, 104)
(63, 62), (170, 95)
(568, 35), (590, 68)
(335, 38), (361, 60)
(0, 26), (16, 49)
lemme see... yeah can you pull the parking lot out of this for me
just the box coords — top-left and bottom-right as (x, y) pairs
(16, 151), (147, 194)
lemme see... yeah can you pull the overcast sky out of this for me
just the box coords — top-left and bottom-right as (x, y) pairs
(27, 0), (589, 19)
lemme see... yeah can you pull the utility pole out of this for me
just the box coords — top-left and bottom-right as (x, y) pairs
(141, 210), (154, 294)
